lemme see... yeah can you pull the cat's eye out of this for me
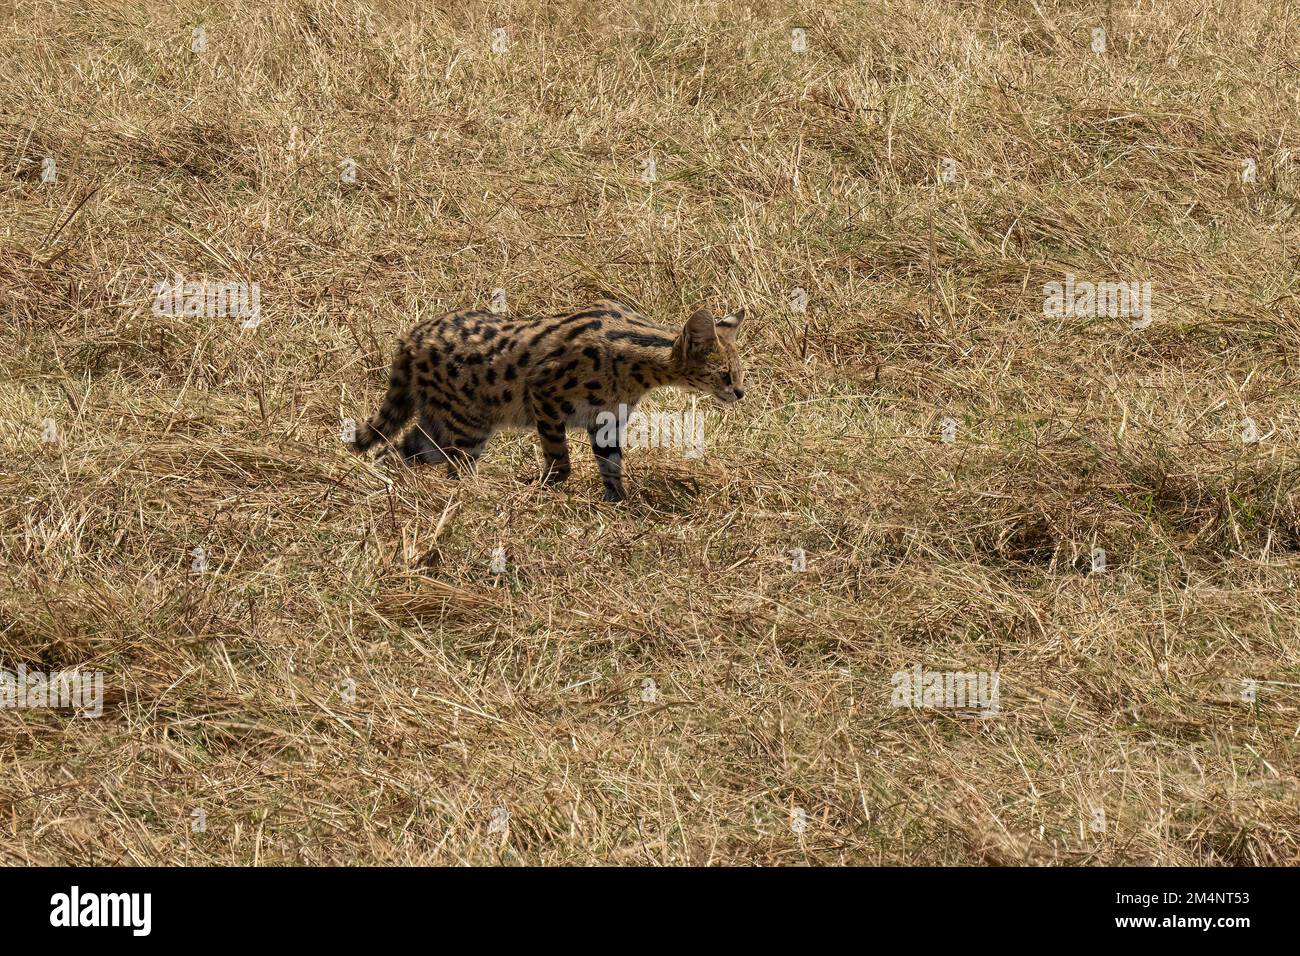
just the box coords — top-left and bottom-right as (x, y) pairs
(723, 372), (732, 385)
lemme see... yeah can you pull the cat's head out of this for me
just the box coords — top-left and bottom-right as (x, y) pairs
(672, 306), (748, 405)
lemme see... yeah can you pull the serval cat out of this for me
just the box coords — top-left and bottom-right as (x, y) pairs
(352, 300), (747, 501)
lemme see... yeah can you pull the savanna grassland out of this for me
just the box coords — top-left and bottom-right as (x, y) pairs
(2, 0), (1299, 865)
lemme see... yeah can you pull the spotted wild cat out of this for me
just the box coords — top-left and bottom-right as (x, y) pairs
(351, 300), (747, 501)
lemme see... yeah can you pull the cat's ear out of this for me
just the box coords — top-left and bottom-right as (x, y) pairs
(714, 308), (746, 340)
(678, 307), (717, 363)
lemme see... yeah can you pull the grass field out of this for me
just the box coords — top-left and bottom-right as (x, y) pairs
(3, 0), (1299, 865)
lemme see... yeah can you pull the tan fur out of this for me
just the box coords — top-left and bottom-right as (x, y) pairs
(353, 300), (747, 501)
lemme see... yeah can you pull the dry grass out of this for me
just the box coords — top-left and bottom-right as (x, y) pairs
(2, 0), (1300, 865)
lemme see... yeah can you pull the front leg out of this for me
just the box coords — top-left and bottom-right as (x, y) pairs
(536, 418), (571, 486)
(589, 423), (625, 502)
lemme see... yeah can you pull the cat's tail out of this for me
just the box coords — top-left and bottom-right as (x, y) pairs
(353, 344), (415, 454)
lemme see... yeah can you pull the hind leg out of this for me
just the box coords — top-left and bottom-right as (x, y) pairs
(434, 419), (491, 479)
(395, 414), (450, 466)
(353, 344), (414, 454)
(443, 436), (489, 478)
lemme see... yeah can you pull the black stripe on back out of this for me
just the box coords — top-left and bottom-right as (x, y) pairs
(606, 330), (675, 348)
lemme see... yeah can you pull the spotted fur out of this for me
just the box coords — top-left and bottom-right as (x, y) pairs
(352, 300), (747, 501)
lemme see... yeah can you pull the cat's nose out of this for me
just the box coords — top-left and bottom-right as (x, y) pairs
(733, 386), (746, 400)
